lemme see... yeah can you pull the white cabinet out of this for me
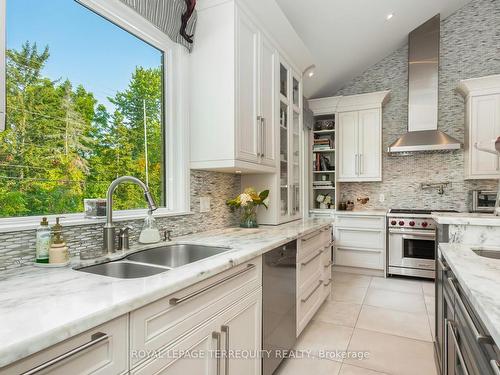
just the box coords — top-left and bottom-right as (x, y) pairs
(242, 59), (303, 225)
(132, 289), (261, 375)
(296, 226), (332, 335)
(0, 316), (128, 375)
(236, 10), (260, 165)
(458, 75), (500, 180)
(190, 1), (284, 173)
(338, 108), (382, 182)
(334, 213), (386, 272)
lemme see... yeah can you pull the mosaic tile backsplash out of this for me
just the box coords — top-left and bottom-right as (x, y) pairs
(0, 170), (241, 270)
(335, 0), (500, 211)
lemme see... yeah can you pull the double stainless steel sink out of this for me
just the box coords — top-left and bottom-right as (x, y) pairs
(76, 244), (230, 279)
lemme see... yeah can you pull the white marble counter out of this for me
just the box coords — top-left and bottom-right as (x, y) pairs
(0, 219), (332, 368)
(432, 212), (500, 226)
(440, 243), (500, 345)
(334, 209), (388, 216)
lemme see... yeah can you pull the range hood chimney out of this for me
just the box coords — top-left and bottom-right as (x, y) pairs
(387, 14), (462, 153)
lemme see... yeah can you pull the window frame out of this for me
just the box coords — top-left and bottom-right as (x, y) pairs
(0, 0), (191, 231)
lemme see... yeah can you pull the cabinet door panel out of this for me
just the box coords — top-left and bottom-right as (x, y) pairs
(260, 34), (276, 167)
(470, 94), (500, 178)
(338, 111), (358, 181)
(236, 10), (259, 163)
(220, 289), (262, 375)
(358, 109), (382, 180)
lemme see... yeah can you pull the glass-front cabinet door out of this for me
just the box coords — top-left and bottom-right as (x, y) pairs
(278, 59), (302, 222)
(279, 62), (289, 218)
(290, 75), (301, 218)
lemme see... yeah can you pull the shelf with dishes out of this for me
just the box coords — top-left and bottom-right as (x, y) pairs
(311, 113), (337, 212)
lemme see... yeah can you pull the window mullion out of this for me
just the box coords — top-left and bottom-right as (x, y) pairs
(0, 0), (6, 131)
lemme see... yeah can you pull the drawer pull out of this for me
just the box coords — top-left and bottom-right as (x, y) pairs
(438, 258), (449, 271)
(170, 264), (256, 306)
(446, 278), (493, 344)
(323, 279), (332, 287)
(212, 331), (221, 375)
(324, 241), (334, 250)
(23, 332), (108, 375)
(491, 360), (500, 375)
(221, 325), (230, 374)
(301, 250), (323, 266)
(301, 230), (322, 242)
(301, 280), (322, 303)
(324, 261), (333, 268)
(447, 320), (470, 375)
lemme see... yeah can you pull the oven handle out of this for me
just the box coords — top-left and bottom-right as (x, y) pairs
(389, 229), (435, 237)
(401, 234), (436, 240)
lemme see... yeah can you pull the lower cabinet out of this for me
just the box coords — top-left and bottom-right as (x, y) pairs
(334, 213), (386, 271)
(0, 315), (129, 375)
(296, 226), (333, 335)
(132, 289), (262, 375)
(436, 254), (500, 375)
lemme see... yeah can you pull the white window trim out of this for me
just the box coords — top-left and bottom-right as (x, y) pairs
(0, 0), (5, 131)
(0, 0), (191, 231)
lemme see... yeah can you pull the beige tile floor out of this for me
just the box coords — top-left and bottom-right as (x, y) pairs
(276, 271), (437, 375)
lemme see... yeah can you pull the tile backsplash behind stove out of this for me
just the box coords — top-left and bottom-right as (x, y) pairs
(0, 170), (241, 271)
(335, 0), (499, 212)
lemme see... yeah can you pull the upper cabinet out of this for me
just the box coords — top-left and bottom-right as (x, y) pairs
(189, 0), (308, 174)
(308, 91), (390, 184)
(458, 75), (500, 180)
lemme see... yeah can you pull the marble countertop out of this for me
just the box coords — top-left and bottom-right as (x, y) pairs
(0, 218), (332, 368)
(334, 209), (388, 216)
(432, 212), (500, 226)
(440, 243), (500, 345)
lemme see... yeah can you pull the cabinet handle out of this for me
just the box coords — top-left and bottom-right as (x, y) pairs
(256, 116), (262, 157)
(301, 249), (323, 266)
(355, 154), (358, 175)
(301, 229), (322, 242)
(447, 320), (470, 375)
(301, 280), (322, 303)
(324, 278), (332, 287)
(221, 325), (230, 374)
(359, 153), (363, 174)
(438, 257), (449, 272)
(491, 360), (500, 375)
(324, 260), (333, 268)
(212, 331), (222, 375)
(261, 117), (265, 158)
(169, 264), (256, 305)
(446, 278), (493, 344)
(23, 332), (108, 375)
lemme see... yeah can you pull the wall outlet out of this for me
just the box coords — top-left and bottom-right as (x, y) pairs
(379, 193), (385, 203)
(200, 197), (211, 213)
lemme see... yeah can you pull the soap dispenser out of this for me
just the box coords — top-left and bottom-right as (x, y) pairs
(139, 210), (161, 244)
(35, 217), (51, 263)
(49, 217), (69, 264)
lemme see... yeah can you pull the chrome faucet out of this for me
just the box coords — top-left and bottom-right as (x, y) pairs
(103, 176), (158, 253)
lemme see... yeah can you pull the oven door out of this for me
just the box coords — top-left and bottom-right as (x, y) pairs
(389, 229), (436, 270)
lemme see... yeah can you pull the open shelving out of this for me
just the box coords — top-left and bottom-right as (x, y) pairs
(310, 113), (337, 212)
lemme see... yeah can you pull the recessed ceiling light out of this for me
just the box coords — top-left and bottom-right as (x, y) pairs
(386, 13), (394, 21)
(308, 71), (315, 78)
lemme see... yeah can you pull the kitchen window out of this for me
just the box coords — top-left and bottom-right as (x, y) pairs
(0, 0), (190, 226)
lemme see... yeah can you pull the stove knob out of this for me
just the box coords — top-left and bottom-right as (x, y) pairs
(391, 220), (397, 226)
(409, 221), (415, 226)
(422, 222), (428, 228)
(399, 221), (405, 226)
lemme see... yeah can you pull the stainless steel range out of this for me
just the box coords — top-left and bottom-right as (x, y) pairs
(387, 209), (455, 279)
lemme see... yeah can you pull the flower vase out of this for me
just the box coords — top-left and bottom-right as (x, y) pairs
(240, 205), (258, 228)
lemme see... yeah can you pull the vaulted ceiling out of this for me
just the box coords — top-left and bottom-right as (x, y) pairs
(275, 0), (472, 98)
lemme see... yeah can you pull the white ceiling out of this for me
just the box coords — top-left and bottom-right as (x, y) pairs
(275, 0), (472, 98)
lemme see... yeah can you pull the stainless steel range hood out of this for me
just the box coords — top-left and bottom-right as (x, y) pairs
(388, 15), (461, 153)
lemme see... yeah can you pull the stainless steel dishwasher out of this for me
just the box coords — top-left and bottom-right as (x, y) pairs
(262, 240), (297, 375)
